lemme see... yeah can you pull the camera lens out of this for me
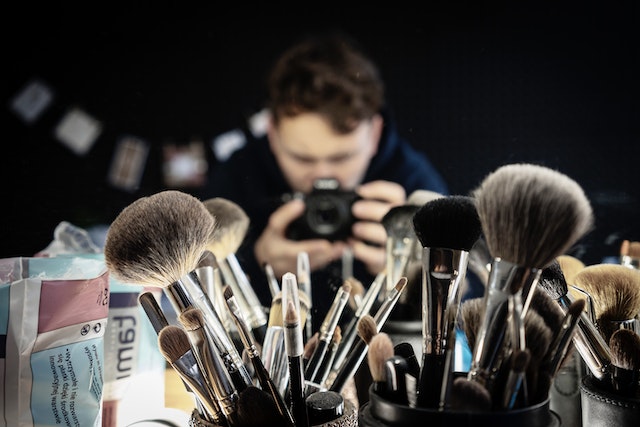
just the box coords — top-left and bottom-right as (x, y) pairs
(306, 195), (351, 236)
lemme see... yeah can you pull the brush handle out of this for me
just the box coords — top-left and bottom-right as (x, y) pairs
(416, 353), (445, 408)
(558, 294), (612, 380)
(287, 354), (308, 427)
(332, 272), (385, 371)
(469, 259), (531, 387)
(328, 338), (368, 393)
(251, 354), (296, 427)
(305, 339), (330, 384)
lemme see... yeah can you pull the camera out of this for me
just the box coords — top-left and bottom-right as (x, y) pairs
(285, 178), (360, 241)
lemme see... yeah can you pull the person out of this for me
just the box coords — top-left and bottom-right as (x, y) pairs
(201, 30), (449, 334)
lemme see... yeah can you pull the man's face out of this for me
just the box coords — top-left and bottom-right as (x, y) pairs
(268, 112), (382, 194)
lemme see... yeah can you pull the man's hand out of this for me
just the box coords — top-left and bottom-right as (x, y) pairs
(254, 198), (346, 280)
(349, 180), (406, 275)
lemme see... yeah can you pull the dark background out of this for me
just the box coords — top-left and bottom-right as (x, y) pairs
(2, 1), (638, 265)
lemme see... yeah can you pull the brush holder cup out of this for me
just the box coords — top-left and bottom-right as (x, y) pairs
(579, 375), (639, 427)
(358, 385), (561, 427)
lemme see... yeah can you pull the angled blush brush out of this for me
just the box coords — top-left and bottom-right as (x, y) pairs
(412, 195), (483, 409)
(104, 190), (251, 392)
(468, 163), (594, 391)
(203, 197), (268, 344)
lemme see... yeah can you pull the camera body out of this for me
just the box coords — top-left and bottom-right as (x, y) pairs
(286, 178), (360, 242)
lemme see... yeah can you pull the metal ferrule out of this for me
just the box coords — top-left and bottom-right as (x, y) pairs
(226, 254), (268, 327)
(319, 287), (350, 342)
(171, 272), (251, 386)
(557, 293), (612, 380)
(385, 236), (414, 293)
(228, 295), (260, 358)
(421, 247), (469, 356)
(468, 258), (534, 386)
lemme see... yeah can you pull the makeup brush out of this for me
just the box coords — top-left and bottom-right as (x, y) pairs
(223, 285), (295, 427)
(347, 276), (365, 312)
(459, 297), (485, 356)
(500, 348), (531, 410)
(264, 262), (281, 299)
(608, 328), (640, 395)
(382, 204), (421, 294)
(328, 313), (379, 393)
(203, 197), (268, 344)
(620, 239), (640, 270)
(535, 258), (613, 382)
(305, 281), (351, 385)
(332, 271), (385, 373)
(103, 190), (251, 389)
(522, 308), (554, 405)
(297, 251), (313, 341)
(468, 163), (594, 391)
(282, 272), (308, 427)
(543, 299), (586, 382)
(234, 385), (290, 427)
(140, 292), (212, 419)
(367, 332), (396, 401)
(179, 307), (239, 424)
(157, 325), (223, 425)
(449, 377), (492, 412)
(303, 332), (319, 368)
(412, 195), (483, 409)
(573, 263), (640, 342)
(316, 326), (342, 388)
(195, 250), (233, 332)
(556, 255), (586, 286)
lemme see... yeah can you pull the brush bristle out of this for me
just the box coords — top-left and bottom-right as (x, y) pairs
(406, 189), (444, 206)
(367, 332), (394, 382)
(357, 314), (378, 345)
(529, 287), (566, 333)
(202, 197), (250, 258)
(235, 386), (284, 427)
(382, 205), (420, 238)
(556, 255), (586, 285)
(524, 309), (554, 363)
(223, 284), (234, 302)
(304, 332), (319, 359)
(346, 276), (364, 311)
(197, 250), (218, 269)
(472, 163), (594, 268)
(460, 297), (485, 352)
(157, 325), (192, 364)
(178, 307), (205, 332)
(511, 348), (531, 373)
(412, 195), (482, 251)
(609, 328), (640, 370)
(537, 259), (569, 300)
(104, 190), (216, 287)
(332, 326), (342, 345)
(450, 377), (492, 411)
(573, 263), (640, 319)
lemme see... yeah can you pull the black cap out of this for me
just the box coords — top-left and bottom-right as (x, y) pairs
(305, 390), (344, 425)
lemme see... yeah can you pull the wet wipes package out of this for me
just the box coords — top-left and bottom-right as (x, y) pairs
(0, 256), (109, 427)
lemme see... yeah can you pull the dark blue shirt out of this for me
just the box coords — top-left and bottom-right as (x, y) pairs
(200, 111), (449, 332)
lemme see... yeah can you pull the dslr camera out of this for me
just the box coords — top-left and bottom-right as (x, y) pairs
(285, 178), (360, 242)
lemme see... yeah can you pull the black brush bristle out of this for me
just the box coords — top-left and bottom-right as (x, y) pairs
(412, 195), (482, 251)
(537, 259), (569, 300)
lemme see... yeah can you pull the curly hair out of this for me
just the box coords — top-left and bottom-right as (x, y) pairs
(267, 31), (385, 134)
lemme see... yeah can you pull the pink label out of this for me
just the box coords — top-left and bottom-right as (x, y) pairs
(38, 272), (110, 332)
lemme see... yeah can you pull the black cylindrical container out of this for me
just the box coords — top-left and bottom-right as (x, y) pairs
(580, 375), (639, 427)
(358, 385), (561, 427)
